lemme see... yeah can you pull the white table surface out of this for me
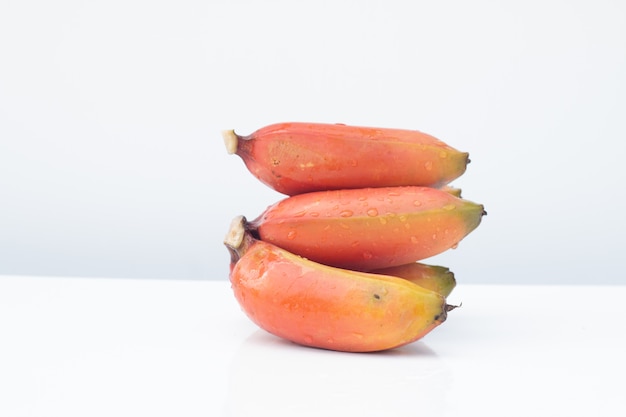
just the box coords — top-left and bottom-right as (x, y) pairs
(1, 275), (624, 417)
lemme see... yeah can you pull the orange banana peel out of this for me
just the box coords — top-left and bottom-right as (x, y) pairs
(246, 186), (485, 271)
(225, 216), (452, 353)
(224, 122), (469, 196)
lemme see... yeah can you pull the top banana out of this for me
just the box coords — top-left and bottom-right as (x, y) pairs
(223, 122), (469, 195)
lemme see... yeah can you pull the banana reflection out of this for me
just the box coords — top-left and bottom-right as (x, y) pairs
(227, 330), (452, 417)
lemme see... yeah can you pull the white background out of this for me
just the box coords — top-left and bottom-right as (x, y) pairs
(1, 0), (625, 284)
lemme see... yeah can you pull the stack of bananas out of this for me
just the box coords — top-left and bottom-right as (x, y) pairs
(223, 122), (485, 352)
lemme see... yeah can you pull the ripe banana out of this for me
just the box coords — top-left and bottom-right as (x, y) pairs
(371, 262), (456, 298)
(246, 186), (485, 271)
(223, 122), (469, 195)
(225, 215), (452, 353)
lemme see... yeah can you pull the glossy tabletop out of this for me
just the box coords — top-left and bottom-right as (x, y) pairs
(1, 275), (624, 416)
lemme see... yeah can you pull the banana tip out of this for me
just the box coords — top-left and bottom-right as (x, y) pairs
(224, 215), (246, 249)
(446, 302), (462, 312)
(222, 129), (238, 155)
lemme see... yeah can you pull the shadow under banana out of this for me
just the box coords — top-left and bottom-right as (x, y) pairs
(226, 329), (453, 417)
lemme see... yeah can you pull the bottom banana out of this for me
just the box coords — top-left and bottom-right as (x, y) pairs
(225, 215), (453, 353)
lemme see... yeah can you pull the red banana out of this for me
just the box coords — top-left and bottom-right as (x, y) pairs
(225, 216), (451, 352)
(223, 122), (469, 195)
(246, 186), (485, 271)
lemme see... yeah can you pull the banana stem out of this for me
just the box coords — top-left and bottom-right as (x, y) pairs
(445, 303), (461, 312)
(224, 215), (254, 263)
(222, 129), (239, 155)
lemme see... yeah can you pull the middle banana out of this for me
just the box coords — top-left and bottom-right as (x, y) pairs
(247, 186), (486, 271)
